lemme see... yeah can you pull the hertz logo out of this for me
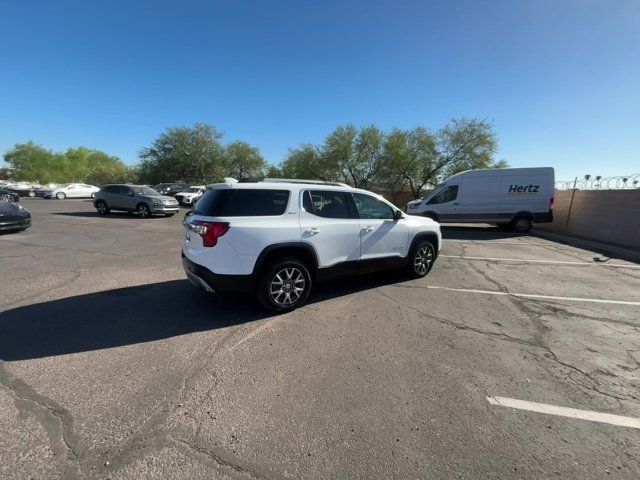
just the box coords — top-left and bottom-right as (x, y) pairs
(508, 184), (540, 194)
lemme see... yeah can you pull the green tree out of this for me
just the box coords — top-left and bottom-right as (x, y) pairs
(265, 164), (283, 178)
(84, 150), (130, 185)
(4, 142), (129, 184)
(138, 123), (225, 184)
(380, 119), (505, 199)
(4, 142), (55, 182)
(279, 144), (328, 180)
(322, 124), (385, 188)
(0, 167), (13, 180)
(436, 118), (502, 179)
(223, 141), (267, 179)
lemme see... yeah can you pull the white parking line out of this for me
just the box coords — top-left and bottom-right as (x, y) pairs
(487, 396), (640, 430)
(406, 285), (640, 306)
(444, 239), (538, 246)
(441, 254), (640, 269)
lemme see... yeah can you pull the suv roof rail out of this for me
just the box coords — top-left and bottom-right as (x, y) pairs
(262, 178), (351, 187)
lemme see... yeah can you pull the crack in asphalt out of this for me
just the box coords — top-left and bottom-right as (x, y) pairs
(170, 434), (281, 480)
(381, 275), (640, 406)
(98, 310), (272, 479)
(0, 362), (81, 479)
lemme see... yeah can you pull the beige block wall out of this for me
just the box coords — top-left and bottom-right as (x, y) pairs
(536, 189), (640, 250)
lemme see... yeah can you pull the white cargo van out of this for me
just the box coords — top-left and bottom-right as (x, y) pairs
(405, 167), (554, 232)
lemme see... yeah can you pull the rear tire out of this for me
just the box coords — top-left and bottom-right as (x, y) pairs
(95, 201), (110, 215)
(407, 239), (436, 278)
(511, 216), (532, 233)
(257, 258), (312, 313)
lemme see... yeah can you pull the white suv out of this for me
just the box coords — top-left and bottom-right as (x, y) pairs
(182, 179), (442, 312)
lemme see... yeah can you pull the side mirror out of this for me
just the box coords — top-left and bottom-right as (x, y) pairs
(393, 210), (403, 220)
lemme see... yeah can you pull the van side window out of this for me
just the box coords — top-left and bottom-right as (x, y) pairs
(428, 185), (458, 204)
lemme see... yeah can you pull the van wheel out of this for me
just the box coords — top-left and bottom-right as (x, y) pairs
(258, 258), (312, 313)
(512, 216), (532, 233)
(407, 240), (436, 278)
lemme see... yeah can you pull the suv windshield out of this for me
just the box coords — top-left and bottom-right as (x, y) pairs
(132, 186), (161, 196)
(187, 187), (202, 193)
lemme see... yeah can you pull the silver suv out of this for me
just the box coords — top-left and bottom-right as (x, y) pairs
(93, 184), (179, 218)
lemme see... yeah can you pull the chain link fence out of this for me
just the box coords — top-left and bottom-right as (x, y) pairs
(555, 174), (640, 190)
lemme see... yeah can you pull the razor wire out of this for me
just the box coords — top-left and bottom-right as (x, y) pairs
(555, 174), (640, 190)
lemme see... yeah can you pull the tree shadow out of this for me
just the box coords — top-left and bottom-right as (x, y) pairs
(0, 273), (412, 362)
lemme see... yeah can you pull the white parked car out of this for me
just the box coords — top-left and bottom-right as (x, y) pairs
(44, 183), (101, 199)
(174, 185), (206, 206)
(182, 178), (442, 312)
(406, 167), (555, 232)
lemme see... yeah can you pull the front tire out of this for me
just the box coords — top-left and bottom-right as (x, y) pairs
(137, 204), (151, 218)
(56, 192), (66, 200)
(28, 190), (36, 197)
(258, 258), (312, 312)
(407, 240), (436, 278)
(95, 201), (110, 215)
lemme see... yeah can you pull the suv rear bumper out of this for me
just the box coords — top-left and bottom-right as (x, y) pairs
(182, 253), (255, 293)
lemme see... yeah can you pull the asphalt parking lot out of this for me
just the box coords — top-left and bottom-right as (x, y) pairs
(1, 198), (640, 480)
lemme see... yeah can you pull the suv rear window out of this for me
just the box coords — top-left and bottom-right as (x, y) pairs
(195, 189), (290, 216)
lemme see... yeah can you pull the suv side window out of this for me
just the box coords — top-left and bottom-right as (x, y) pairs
(305, 190), (353, 219)
(118, 186), (132, 196)
(428, 185), (458, 205)
(352, 193), (394, 219)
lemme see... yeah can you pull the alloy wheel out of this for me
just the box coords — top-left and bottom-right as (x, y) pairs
(138, 205), (150, 218)
(414, 246), (433, 275)
(269, 267), (306, 306)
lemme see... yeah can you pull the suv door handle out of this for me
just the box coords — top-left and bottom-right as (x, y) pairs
(452, 202), (460, 205)
(361, 226), (374, 232)
(304, 227), (320, 235)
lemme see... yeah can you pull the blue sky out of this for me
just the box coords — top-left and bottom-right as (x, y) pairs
(1, 0), (638, 180)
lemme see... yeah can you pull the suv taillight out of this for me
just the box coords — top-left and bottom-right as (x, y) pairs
(192, 221), (230, 247)
(549, 197), (554, 212)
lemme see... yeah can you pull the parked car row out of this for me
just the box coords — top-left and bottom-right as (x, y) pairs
(0, 181), (100, 199)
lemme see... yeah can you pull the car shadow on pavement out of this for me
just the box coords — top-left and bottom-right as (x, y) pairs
(54, 212), (167, 219)
(440, 225), (529, 241)
(0, 280), (269, 361)
(0, 273), (409, 362)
